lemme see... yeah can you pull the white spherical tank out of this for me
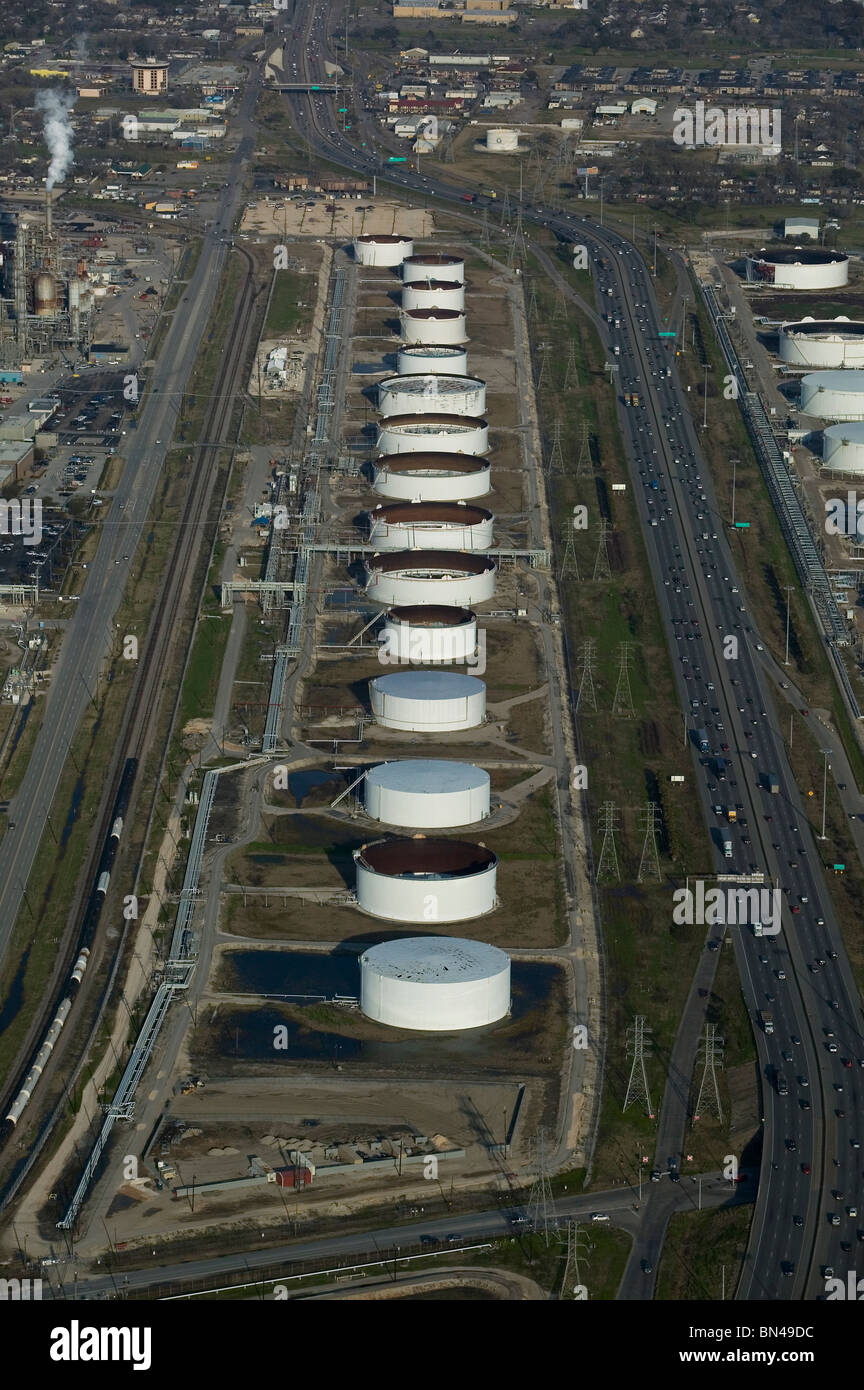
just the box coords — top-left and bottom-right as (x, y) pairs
(380, 605), (478, 663)
(401, 308), (467, 345)
(402, 279), (465, 313)
(746, 247), (849, 290)
(353, 233), (414, 267)
(374, 452), (491, 501)
(800, 371), (864, 420)
(402, 253), (465, 285)
(364, 759), (491, 828)
(360, 935), (509, 1030)
(486, 127), (520, 152)
(355, 840), (498, 926)
(397, 344), (469, 376)
(370, 669), (486, 731)
(822, 422), (864, 474)
(779, 318), (864, 369)
(366, 550), (497, 607)
(377, 413), (488, 457)
(368, 501), (494, 551)
(378, 373), (486, 419)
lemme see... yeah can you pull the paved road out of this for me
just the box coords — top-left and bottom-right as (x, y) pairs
(46, 1171), (751, 1300)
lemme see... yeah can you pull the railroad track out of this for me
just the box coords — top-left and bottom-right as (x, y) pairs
(0, 245), (260, 1211)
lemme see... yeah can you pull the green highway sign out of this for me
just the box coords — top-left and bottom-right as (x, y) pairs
(734, 521), (750, 528)
(387, 156), (407, 162)
(658, 331), (676, 337)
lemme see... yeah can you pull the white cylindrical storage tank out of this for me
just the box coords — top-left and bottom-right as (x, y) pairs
(366, 550), (496, 608)
(374, 453), (491, 501)
(377, 413), (488, 457)
(360, 935), (509, 1029)
(378, 373), (486, 419)
(402, 279), (465, 313)
(746, 247), (849, 290)
(800, 371), (864, 420)
(355, 841), (498, 925)
(402, 253), (465, 285)
(401, 308), (467, 345)
(822, 422), (864, 474)
(370, 669), (486, 731)
(486, 127), (520, 152)
(381, 605), (478, 663)
(369, 501), (494, 551)
(779, 318), (864, 369)
(364, 759), (491, 828)
(397, 344), (468, 376)
(353, 233), (414, 267)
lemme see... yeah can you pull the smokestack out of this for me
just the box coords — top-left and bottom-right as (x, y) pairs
(45, 187), (52, 237)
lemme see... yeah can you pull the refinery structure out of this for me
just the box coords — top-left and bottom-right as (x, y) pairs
(0, 193), (94, 364)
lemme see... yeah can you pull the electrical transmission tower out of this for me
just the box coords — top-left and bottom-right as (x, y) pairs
(535, 341), (552, 390)
(559, 521), (580, 582)
(552, 287), (567, 324)
(592, 519), (611, 581)
(574, 420), (590, 477)
(526, 1129), (559, 1245)
(612, 641), (635, 716)
(479, 207), (491, 250)
(527, 283), (538, 323)
(500, 186), (512, 226)
(575, 639), (597, 711)
(506, 206), (527, 271)
(595, 801), (620, 882)
(563, 341), (579, 390)
(637, 801), (662, 882)
(693, 1023), (725, 1123)
(623, 1015), (655, 1117)
(562, 1219), (592, 1299)
(548, 416), (564, 474)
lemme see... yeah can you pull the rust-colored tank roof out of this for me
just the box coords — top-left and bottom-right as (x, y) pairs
(358, 837), (497, 876)
(368, 550), (495, 575)
(370, 502), (491, 525)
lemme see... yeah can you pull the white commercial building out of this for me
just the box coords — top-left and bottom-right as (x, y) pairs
(364, 759), (491, 828)
(359, 935), (509, 1029)
(778, 319), (864, 370)
(800, 371), (864, 420)
(784, 215), (820, 241)
(369, 669), (486, 731)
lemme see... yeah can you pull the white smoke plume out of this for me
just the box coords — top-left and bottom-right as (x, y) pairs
(36, 90), (75, 190)
(73, 33), (89, 60)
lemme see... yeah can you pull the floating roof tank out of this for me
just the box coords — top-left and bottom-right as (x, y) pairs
(366, 549), (496, 607)
(373, 452), (491, 502)
(354, 839), (498, 924)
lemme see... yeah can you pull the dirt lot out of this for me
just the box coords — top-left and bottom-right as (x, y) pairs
(241, 198), (432, 240)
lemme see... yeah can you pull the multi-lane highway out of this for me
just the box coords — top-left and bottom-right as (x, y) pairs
(280, 0), (864, 1298)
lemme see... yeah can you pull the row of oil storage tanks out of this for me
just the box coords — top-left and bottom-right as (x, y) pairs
(348, 235), (510, 1032)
